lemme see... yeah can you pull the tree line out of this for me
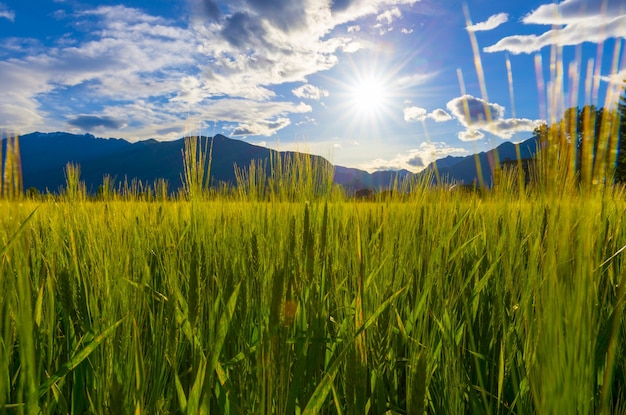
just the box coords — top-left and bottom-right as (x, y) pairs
(533, 83), (626, 188)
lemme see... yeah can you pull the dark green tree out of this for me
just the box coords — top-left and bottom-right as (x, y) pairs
(614, 83), (626, 183)
(534, 90), (625, 189)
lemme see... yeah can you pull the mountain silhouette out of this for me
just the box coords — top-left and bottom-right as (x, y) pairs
(423, 136), (540, 186)
(9, 132), (539, 193)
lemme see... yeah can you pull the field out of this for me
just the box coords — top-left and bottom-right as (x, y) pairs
(1, 175), (626, 414)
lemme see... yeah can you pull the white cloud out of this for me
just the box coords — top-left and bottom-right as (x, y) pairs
(466, 13), (508, 32)
(600, 69), (626, 86)
(429, 108), (452, 122)
(361, 142), (468, 173)
(377, 7), (402, 25)
(404, 107), (452, 123)
(446, 95), (542, 139)
(0, 2), (15, 22)
(292, 84), (329, 100)
(347, 25), (360, 33)
(523, 0), (626, 25)
(404, 106), (427, 122)
(394, 72), (438, 88)
(0, 0), (424, 139)
(457, 129), (484, 142)
(400, 28), (413, 34)
(232, 117), (291, 136)
(484, 1), (626, 54)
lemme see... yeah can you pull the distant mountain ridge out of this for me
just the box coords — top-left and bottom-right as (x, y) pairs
(425, 136), (539, 185)
(6, 132), (539, 193)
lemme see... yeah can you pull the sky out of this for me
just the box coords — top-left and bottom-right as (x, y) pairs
(0, 0), (625, 172)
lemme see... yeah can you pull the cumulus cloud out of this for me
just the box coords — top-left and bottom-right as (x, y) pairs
(404, 107), (452, 122)
(484, 0), (626, 54)
(458, 129), (484, 142)
(446, 94), (542, 139)
(362, 142), (468, 173)
(429, 108), (452, 122)
(67, 115), (126, 131)
(0, 0), (423, 139)
(403, 106), (427, 122)
(400, 28), (413, 34)
(0, 2), (14, 22)
(466, 13), (508, 32)
(292, 84), (329, 100)
(232, 117), (291, 136)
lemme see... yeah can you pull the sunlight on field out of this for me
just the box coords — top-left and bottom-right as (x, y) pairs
(1, 4), (626, 414)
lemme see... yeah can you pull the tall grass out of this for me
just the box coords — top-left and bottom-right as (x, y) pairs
(1, 185), (626, 413)
(1, 15), (626, 415)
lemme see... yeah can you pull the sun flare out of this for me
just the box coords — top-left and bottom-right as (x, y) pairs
(351, 76), (387, 115)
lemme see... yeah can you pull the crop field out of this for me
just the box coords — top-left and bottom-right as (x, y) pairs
(1, 174), (626, 414)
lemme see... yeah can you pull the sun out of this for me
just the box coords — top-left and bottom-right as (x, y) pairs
(350, 76), (388, 116)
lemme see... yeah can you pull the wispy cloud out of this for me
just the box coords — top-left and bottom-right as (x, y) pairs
(0, 0), (422, 138)
(404, 107), (452, 122)
(485, 0), (626, 54)
(362, 142), (467, 173)
(377, 7), (401, 25)
(466, 13), (508, 32)
(292, 84), (330, 100)
(232, 117), (291, 136)
(446, 95), (541, 140)
(600, 69), (626, 86)
(0, 2), (15, 22)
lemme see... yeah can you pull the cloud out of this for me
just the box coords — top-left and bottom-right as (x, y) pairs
(523, 0), (626, 25)
(347, 25), (360, 32)
(377, 7), (401, 25)
(400, 28), (413, 34)
(232, 117), (291, 136)
(236, 0), (307, 32)
(404, 107), (452, 122)
(67, 115), (126, 130)
(484, 0), (626, 54)
(407, 155), (424, 167)
(429, 108), (452, 122)
(292, 84), (329, 100)
(404, 106), (427, 122)
(600, 69), (626, 86)
(457, 129), (484, 141)
(0, 1), (422, 139)
(362, 142), (468, 173)
(0, 2), (14, 22)
(447, 95), (505, 126)
(466, 13), (508, 32)
(446, 95), (542, 139)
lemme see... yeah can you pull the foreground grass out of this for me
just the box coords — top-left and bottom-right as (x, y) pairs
(0, 188), (625, 414)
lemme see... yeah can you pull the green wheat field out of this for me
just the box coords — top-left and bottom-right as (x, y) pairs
(1, 134), (626, 415)
(2, 59), (626, 413)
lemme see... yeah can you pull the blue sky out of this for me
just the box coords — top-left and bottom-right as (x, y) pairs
(1, 0), (625, 171)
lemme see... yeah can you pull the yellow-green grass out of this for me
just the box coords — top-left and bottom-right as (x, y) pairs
(0, 189), (625, 414)
(1, 14), (625, 413)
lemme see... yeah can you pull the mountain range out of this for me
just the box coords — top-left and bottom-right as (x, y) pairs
(4, 132), (539, 194)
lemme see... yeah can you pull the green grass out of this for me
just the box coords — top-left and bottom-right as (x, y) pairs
(1, 26), (625, 413)
(0, 185), (625, 413)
